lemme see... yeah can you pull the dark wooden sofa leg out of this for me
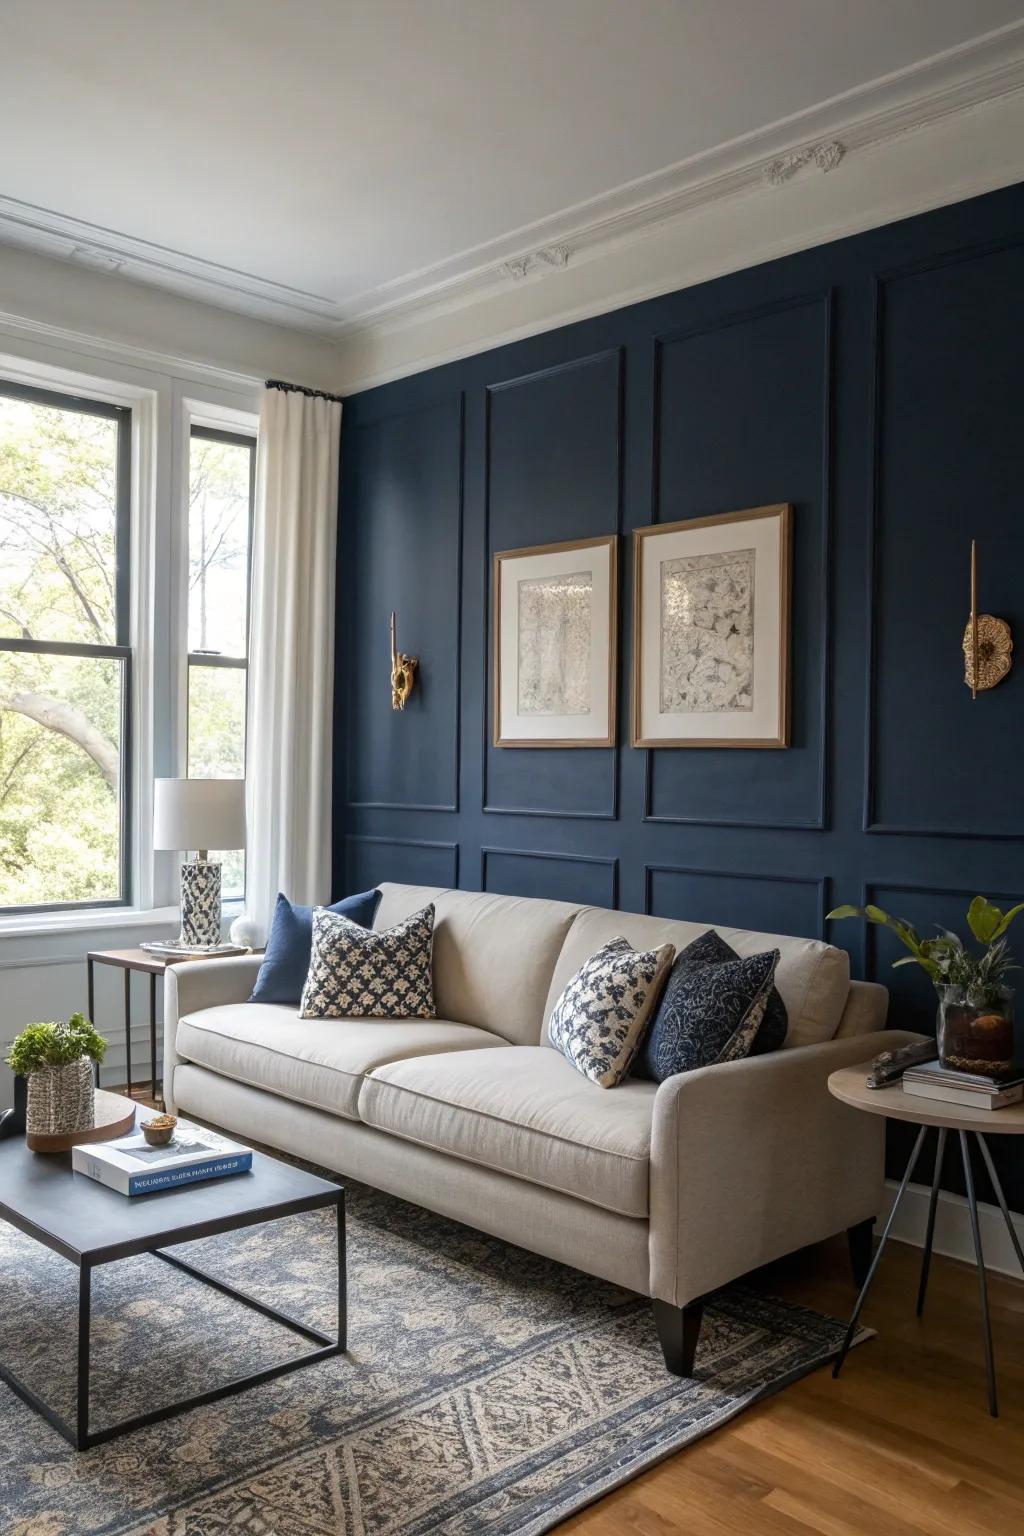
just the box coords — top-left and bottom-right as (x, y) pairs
(847, 1216), (876, 1289)
(652, 1298), (704, 1376)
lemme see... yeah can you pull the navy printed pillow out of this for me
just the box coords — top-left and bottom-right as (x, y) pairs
(634, 929), (785, 1084)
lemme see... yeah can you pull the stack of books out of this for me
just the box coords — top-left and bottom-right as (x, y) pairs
(902, 1062), (1024, 1111)
(72, 1120), (253, 1196)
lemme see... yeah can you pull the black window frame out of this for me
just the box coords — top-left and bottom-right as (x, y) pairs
(185, 425), (256, 899)
(0, 377), (133, 916)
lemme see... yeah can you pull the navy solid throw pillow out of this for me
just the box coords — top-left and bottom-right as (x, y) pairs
(633, 929), (786, 1084)
(250, 889), (381, 1005)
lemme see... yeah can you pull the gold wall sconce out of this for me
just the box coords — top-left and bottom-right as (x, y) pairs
(390, 611), (418, 710)
(963, 540), (1012, 697)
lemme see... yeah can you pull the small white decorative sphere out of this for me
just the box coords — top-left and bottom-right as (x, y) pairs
(229, 913), (263, 949)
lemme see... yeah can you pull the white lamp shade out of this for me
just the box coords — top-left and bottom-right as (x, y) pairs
(154, 778), (246, 853)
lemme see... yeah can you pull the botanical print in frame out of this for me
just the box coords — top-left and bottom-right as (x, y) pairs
(632, 504), (791, 748)
(494, 535), (617, 747)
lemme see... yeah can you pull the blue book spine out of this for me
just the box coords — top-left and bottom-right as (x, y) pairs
(127, 1153), (252, 1195)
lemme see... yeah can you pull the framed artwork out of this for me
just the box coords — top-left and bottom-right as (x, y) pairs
(493, 535), (618, 747)
(631, 504), (791, 748)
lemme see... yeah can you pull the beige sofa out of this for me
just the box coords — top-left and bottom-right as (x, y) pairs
(163, 881), (914, 1374)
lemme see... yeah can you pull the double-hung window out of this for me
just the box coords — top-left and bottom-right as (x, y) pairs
(185, 426), (255, 900)
(0, 379), (131, 913)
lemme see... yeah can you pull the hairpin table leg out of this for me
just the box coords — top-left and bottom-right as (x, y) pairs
(959, 1130), (997, 1418)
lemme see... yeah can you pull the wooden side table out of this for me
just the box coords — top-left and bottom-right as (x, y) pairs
(828, 1064), (1024, 1417)
(86, 949), (261, 1106)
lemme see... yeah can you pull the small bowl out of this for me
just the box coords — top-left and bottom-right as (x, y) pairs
(142, 1114), (177, 1147)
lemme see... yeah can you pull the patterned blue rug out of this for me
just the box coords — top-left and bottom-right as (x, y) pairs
(0, 1176), (864, 1535)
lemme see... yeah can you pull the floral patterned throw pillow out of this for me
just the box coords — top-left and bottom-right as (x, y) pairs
(300, 903), (436, 1019)
(547, 937), (675, 1088)
(633, 930), (783, 1084)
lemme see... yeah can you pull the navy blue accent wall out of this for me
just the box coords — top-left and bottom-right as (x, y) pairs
(335, 183), (1024, 1209)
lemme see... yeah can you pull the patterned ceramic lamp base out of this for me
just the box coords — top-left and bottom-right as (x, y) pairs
(180, 859), (222, 947)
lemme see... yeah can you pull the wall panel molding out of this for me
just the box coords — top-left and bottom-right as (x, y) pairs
(480, 846), (618, 909)
(482, 347), (623, 821)
(643, 290), (832, 832)
(345, 394), (464, 814)
(863, 234), (1024, 840)
(344, 834), (459, 890)
(644, 863), (828, 939)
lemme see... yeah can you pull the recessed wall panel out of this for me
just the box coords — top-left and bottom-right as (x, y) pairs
(345, 835), (458, 892)
(649, 295), (829, 828)
(868, 243), (1024, 837)
(481, 848), (617, 908)
(346, 399), (462, 811)
(485, 351), (621, 818)
(647, 865), (825, 939)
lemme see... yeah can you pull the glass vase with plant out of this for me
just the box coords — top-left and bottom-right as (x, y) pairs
(828, 896), (1022, 1079)
(6, 1013), (107, 1140)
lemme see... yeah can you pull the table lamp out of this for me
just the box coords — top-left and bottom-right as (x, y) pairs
(153, 778), (246, 948)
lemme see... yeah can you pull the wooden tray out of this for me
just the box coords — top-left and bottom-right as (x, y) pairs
(27, 1089), (136, 1153)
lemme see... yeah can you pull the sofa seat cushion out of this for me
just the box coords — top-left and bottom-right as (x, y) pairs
(359, 1046), (657, 1217)
(175, 1005), (506, 1122)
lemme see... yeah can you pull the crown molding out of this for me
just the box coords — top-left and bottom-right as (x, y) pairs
(0, 197), (344, 331)
(334, 20), (1024, 339)
(0, 308), (264, 392)
(0, 22), (1022, 351)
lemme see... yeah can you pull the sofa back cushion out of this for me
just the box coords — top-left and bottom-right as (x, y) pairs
(544, 907), (850, 1050)
(374, 883), (581, 1045)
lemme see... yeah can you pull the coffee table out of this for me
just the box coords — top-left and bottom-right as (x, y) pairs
(0, 1121), (345, 1449)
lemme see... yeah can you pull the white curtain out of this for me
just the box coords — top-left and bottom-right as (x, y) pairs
(245, 384), (342, 939)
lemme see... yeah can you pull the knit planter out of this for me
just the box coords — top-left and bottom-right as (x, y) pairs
(26, 1057), (95, 1138)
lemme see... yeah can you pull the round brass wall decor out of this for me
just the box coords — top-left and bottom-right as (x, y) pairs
(962, 613), (1013, 693)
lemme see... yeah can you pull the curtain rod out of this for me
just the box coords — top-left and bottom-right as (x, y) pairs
(265, 378), (345, 403)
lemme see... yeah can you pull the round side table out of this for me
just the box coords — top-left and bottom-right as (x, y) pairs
(827, 1064), (1024, 1417)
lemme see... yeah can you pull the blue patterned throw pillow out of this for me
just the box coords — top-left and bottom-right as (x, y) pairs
(634, 929), (784, 1084)
(251, 888), (381, 1005)
(300, 903), (436, 1020)
(547, 937), (675, 1089)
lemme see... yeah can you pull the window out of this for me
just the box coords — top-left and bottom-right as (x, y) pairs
(186, 426), (255, 899)
(0, 379), (131, 913)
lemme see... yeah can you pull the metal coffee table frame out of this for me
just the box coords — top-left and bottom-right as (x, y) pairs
(0, 1177), (345, 1450)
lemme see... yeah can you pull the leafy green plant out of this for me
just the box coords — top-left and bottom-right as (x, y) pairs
(828, 896), (1024, 1006)
(5, 1013), (106, 1075)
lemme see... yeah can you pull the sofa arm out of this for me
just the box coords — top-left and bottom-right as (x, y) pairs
(648, 1029), (924, 1308)
(162, 955), (264, 1113)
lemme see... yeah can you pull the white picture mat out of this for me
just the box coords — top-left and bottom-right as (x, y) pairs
(638, 515), (782, 741)
(498, 542), (612, 741)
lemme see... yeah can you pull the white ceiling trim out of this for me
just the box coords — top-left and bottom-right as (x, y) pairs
(1, 21), (1023, 352)
(341, 21), (1024, 339)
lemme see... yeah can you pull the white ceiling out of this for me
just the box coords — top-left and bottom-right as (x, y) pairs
(2, 1), (1024, 335)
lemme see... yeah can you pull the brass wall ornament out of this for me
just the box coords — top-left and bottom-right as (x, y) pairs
(963, 540), (1012, 697)
(390, 611), (418, 710)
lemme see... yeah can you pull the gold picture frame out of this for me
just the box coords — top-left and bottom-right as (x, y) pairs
(631, 504), (792, 749)
(493, 534), (618, 748)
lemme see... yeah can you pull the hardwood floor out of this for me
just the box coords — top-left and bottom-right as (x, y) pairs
(121, 1088), (1022, 1532)
(558, 1235), (1024, 1536)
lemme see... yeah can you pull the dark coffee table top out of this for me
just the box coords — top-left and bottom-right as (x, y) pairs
(0, 1132), (341, 1266)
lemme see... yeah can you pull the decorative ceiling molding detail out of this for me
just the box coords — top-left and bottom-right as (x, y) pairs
(499, 245), (571, 282)
(0, 25), (1022, 343)
(763, 140), (845, 187)
(0, 195), (344, 327)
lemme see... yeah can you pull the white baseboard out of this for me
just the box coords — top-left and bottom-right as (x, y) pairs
(878, 1178), (1024, 1281)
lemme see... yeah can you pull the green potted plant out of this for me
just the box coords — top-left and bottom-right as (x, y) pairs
(5, 1014), (107, 1142)
(828, 896), (1023, 1079)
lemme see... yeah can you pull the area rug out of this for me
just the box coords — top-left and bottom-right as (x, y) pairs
(0, 1175), (866, 1536)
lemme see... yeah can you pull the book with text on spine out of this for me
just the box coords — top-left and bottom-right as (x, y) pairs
(72, 1118), (253, 1196)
